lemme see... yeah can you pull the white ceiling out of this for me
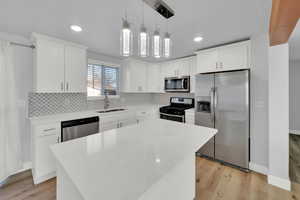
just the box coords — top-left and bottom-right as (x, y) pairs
(289, 20), (300, 61)
(0, 0), (271, 62)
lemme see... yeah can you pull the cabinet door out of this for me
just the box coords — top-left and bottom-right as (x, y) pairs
(35, 39), (65, 92)
(161, 62), (176, 78)
(100, 121), (119, 132)
(177, 59), (190, 76)
(35, 134), (59, 179)
(218, 42), (249, 71)
(196, 49), (218, 74)
(120, 60), (131, 92)
(65, 46), (87, 92)
(147, 64), (162, 93)
(130, 60), (147, 92)
(119, 118), (137, 128)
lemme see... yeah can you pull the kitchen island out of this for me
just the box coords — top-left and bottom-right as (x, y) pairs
(51, 119), (217, 200)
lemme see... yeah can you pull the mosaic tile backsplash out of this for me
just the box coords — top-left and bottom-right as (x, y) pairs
(28, 93), (87, 117)
(28, 92), (154, 117)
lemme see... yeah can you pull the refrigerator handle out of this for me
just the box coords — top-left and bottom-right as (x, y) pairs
(214, 87), (218, 114)
(210, 88), (215, 122)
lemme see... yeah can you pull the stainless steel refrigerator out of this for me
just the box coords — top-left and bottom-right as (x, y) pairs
(195, 70), (250, 170)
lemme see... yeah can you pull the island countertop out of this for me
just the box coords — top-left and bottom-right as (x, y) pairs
(51, 119), (217, 200)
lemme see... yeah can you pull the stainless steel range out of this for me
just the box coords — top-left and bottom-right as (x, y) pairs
(160, 97), (194, 123)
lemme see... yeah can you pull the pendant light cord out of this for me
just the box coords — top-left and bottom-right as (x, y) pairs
(142, 1), (145, 25)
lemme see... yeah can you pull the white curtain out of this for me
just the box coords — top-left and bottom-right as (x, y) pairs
(0, 40), (22, 183)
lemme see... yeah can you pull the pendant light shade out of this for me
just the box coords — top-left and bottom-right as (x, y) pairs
(138, 25), (149, 57)
(152, 29), (161, 58)
(120, 19), (133, 57)
(163, 32), (171, 58)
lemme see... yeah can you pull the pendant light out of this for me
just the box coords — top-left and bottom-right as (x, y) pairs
(120, 13), (133, 57)
(163, 32), (171, 58)
(163, 11), (171, 58)
(138, 2), (149, 57)
(139, 25), (149, 57)
(152, 29), (161, 58)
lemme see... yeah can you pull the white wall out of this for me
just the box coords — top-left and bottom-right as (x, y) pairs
(289, 60), (300, 132)
(249, 34), (269, 172)
(268, 43), (290, 190)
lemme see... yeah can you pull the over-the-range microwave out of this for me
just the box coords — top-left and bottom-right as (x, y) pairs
(164, 76), (190, 92)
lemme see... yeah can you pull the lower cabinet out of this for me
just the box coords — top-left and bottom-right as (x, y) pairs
(31, 122), (60, 184)
(119, 118), (137, 127)
(100, 121), (119, 132)
(99, 112), (137, 133)
(185, 110), (195, 125)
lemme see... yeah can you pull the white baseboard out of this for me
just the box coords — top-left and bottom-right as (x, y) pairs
(268, 175), (291, 191)
(16, 162), (32, 174)
(290, 129), (300, 135)
(0, 162), (32, 187)
(249, 162), (268, 175)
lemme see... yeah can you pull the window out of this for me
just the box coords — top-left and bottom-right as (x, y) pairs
(87, 61), (119, 98)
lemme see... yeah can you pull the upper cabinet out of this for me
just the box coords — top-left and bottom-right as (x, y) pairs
(32, 33), (87, 93)
(147, 63), (163, 93)
(64, 46), (87, 93)
(161, 59), (190, 78)
(121, 59), (147, 93)
(196, 41), (250, 74)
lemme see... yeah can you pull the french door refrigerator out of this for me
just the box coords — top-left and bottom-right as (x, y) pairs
(195, 70), (250, 170)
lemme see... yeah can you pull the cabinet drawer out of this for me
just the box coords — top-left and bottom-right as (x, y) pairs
(35, 123), (60, 137)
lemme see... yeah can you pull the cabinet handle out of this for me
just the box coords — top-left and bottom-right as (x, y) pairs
(66, 82), (69, 91)
(61, 82), (64, 91)
(216, 62), (218, 69)
(220, 62), (223, 68)
(57, 136), (60, 143)
(43, 128), (56, 132)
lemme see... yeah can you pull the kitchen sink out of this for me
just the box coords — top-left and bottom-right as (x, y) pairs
(97, 108), (126, 113)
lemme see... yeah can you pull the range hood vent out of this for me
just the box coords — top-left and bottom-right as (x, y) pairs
(143, 0), (174, 19)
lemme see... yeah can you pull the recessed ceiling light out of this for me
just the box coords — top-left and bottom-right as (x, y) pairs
(194, 36), (203, 42)
(70, 25), (82, 32)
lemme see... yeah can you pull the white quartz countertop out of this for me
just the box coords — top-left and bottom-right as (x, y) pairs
(51, 119), (217, 200)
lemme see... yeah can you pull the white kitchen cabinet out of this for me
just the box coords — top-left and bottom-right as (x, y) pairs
(176, 58), (190, 77)
(217, 42), (249, 71)
(161, 61), (176, 78)
(119, 118), (137, 127)
(65, 45), (87, 92)
(196, 49), (218, 74)
(33, 38), (65, 92)
(185, 109), (195, 124)
(99, 111), (137, 132)
(32, 33), (87, 93)
(196, 40), (250, 74)
(147, 63), (163, 93)
(32, 122), (60, 184)
(121, 59), (147, 93)
(136, 108), (159, 123)
(161, 59), (190, 78)
(100, 121), (119, 132)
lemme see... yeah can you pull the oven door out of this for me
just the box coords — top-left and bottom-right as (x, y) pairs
(164, 76), (190, 92)
(160, 113), (185, 123)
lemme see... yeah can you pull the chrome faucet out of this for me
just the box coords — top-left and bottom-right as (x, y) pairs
(104, 91), (110, 110)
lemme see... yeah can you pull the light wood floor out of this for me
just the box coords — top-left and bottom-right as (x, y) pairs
(0, 157), (299, 200)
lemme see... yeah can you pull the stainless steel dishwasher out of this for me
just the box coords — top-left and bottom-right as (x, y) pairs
(61, 116), (99, 142)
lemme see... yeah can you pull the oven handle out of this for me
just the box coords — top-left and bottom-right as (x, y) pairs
(160, 113), (185, 118)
